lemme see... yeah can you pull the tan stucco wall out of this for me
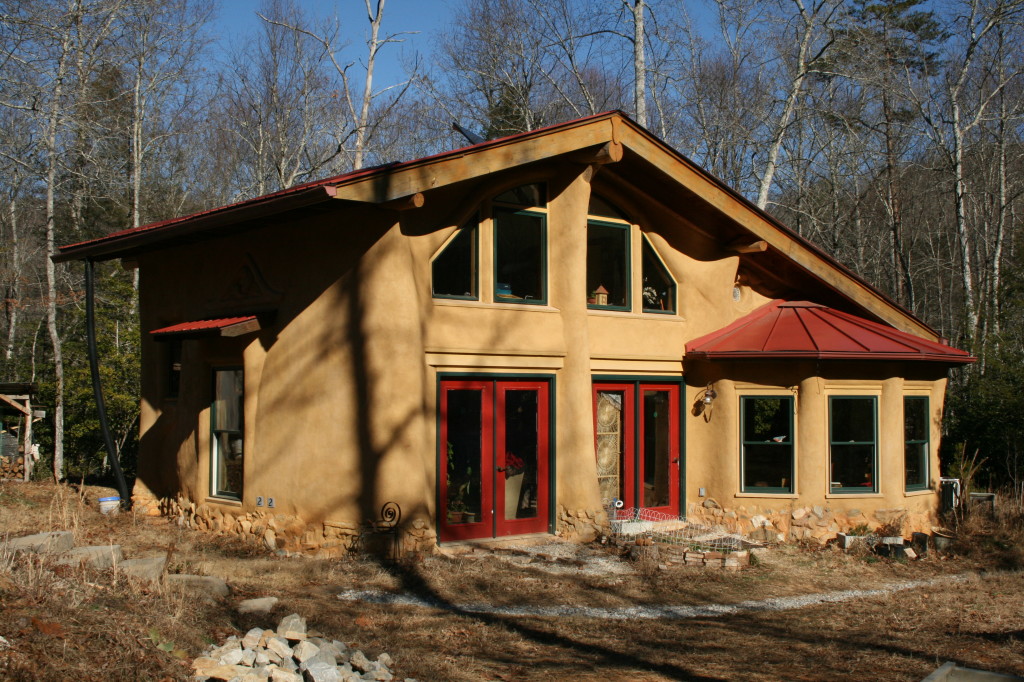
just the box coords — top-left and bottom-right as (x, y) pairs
(683, 361), (948, 539)
(131, 162), (953, 552)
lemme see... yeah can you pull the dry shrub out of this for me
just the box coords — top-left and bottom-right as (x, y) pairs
(951, 501), (1024, 569)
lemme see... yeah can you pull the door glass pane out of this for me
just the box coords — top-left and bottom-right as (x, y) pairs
(446, 390), (482, 523)
(643, 390), (671, 508)
(504, 390), (538, 520)
(596, 391), (625, 504)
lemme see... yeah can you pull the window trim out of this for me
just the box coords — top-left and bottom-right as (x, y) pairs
(492, 206), (548, 306)
(210, 366), (244, 501)
(828, 395), (878, 495)
(904, 395), (930, 492)
(740, 395), (795, 494)
(587, 218), (632, 312)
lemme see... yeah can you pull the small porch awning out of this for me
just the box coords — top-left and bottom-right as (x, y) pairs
(686, 301), (974, 364)
(149, 316), (260, 339)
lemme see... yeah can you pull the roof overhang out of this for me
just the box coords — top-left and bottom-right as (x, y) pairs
(149, 316), (261, 340)
(55, 111), (946, 342)
(686, 301), (974, 365)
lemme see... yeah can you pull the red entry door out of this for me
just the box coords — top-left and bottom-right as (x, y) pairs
(593, 382), (680, 516)
(440, 379), (550, 542)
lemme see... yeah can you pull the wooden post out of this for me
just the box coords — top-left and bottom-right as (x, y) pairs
(23, 397), (32, 481)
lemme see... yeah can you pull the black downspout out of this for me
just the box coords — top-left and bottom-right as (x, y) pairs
(85, 258), (131, 505)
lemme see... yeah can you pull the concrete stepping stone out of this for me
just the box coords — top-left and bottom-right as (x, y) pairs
(119, 556), (168, 582)
(4, 531), (74, 554)
(166, 573), (230, 598)
(55, 544), (123, 569)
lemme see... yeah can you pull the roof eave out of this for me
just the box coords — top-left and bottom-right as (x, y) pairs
(685, 351), (975, 364)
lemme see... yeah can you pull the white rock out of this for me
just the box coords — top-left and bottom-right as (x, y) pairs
(266, 636), (293, 659)
(277, 613), (307, 641)
(303, 661), (343, 682)
(270, 668), (303, 682)
(292, 639), (320, 663)
(243, 627), (264, 649)
(238, 596), (279, 614)
(219, 647), (245, 666)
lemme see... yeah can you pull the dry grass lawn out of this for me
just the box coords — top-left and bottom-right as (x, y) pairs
(1, 481), (1023, 681)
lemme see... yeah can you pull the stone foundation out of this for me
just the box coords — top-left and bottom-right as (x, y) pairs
(557, 505), (609, 542)
(687, 498), (938, 544)
(133, 492), (436, 558)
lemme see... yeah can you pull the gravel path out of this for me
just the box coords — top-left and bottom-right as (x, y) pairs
(338, 573), (977, 621)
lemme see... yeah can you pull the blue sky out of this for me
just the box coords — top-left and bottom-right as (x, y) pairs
(211, 0), (450, 85)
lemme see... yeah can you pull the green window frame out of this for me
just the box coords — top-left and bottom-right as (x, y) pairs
(641, 237), (676, 314)
(829, 396), (877, 494)
(741, 396), (794, 494)
(431, 219), (479, 300)
(587, 219), (631, 311)
(211, 367), (244, 500)
(493, 207), (547, 305)
(904, 396), (929, 491)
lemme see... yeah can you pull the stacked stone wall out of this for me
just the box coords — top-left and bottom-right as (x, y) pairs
(687, 498), (938, 544)
(557, 505), (609, 542)
(132, 492), (436, 558)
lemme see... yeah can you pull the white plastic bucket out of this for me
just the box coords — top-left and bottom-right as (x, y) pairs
(98, 496), (120, 515)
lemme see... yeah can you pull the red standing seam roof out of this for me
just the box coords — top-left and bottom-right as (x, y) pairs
(55, 110), (626, 258)
(685, 301), (974, 364)
(149, 316), (259, 337)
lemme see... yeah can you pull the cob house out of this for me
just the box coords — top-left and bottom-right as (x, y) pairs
(56, 112), (972, 555)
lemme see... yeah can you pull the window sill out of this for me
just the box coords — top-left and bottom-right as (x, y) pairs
(825, 492), (884, 499)
(433, 299), (560, 313)
(587, 308), (683, 321)
(735, 492), (798, 499)
(904, 488), (934, 497)
(206, 496), (243, 506)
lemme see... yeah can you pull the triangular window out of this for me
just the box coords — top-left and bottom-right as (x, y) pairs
(432, 220), (478, 300)
(642, 237), (675, 313)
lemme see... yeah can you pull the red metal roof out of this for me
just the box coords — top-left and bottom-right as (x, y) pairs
(55, 111), (625, 262)
(149, 316), (259, 338)
(685, 301), (974, 364)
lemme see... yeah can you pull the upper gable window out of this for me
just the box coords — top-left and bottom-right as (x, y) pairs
(642, 237), (676, 313)
(432, 219), (478, 300)
(494, 207), (547, 304)
(494, 183), (545, 208)
(587, 221), (630, 309)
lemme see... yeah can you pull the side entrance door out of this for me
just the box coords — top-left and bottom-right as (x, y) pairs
(439, 378), (550, 542)
(593, 382), (681, 516)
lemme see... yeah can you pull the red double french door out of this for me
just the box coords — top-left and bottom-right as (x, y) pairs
(593, 382), (681, 516)
(439, 378), (550, 542)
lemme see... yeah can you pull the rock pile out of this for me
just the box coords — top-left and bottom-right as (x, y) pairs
(193, 612), (414, 682)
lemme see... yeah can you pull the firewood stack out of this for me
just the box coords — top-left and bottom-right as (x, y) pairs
(0, 454), (25, 480)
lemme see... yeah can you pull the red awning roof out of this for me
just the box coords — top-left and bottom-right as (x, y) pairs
(149, 316), (260, 339)
(685, 301), (974, 364)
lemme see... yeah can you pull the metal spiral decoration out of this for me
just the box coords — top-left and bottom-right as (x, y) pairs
(379, 501), (401, 529)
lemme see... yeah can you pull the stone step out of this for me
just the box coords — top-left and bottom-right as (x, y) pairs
(54, 545), (123, 569)
(4, 530), (75, 554)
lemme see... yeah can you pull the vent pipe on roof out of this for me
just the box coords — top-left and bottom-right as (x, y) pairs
(452, 121), (485, 145)
(85, 259), (130, 505)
